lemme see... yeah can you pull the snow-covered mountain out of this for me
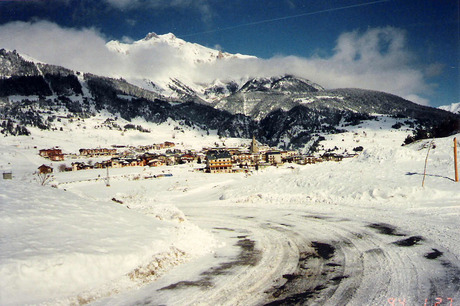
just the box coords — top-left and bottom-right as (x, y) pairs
(105, 32), (255, 100)
(213, 75), (326, 119)
(439, 102), (460, 114)
(107, 32), (254, 63)
(1, 48), (459, 150)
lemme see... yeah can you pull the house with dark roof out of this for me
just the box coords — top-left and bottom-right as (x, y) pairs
(321, 153), (343, 162)
(39, 148), (64, 161)
(38, 164), (53, 174)
(266, 151), (282, 165)
(206, 150), (232, 173)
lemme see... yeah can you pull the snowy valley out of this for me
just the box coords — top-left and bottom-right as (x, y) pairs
(1, 35), (460, 305)
(1, 114), (459, 305)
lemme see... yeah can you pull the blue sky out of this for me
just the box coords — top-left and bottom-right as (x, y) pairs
(0, 0), (458, 107)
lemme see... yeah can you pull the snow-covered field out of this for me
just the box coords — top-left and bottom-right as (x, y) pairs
(1, 117), (459, 305)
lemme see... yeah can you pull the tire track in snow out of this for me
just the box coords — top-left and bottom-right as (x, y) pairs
(262, 215), (367, 305)
(114, 207), (460, 305)
(263, 215), (460, 305)
(150, 210), (299, 305)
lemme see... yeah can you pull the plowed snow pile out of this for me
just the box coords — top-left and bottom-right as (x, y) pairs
(0, 181), (216, 305)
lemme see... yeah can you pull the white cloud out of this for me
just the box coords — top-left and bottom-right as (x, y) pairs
(424, 63), (444, 78)
(197, 27), (432, 105)
(404, 95), (430, 106)
(0, 22), (434, 105)
(0, 21), (195, 83)
(0, 21), (117, 77)
(121, 36), (135, 43)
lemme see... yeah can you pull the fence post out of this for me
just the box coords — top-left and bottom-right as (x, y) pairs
(422, 139), (434, 187)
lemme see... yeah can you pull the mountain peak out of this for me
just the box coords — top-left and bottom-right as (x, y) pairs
(162, 33), (177, 40)
(143, 32), (177, 42)
(238, 75), (324, 94)
(144, 32), (159, 41)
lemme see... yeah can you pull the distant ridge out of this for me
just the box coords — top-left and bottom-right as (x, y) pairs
(1, 48), (459, 150)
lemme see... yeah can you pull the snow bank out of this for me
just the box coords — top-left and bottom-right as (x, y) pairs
(115, 192), (186, 222)
(0, 180), (216, 305)
(229, 134), (460, 208)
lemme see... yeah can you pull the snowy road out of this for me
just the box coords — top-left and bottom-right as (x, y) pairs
(106, 204), (460, 306)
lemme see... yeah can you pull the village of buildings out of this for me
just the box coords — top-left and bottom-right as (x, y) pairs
(36, 136), (358, 175)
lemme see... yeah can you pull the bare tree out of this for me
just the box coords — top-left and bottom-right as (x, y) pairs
(58, 163), (67, 172)
(35, 172), (53, 186)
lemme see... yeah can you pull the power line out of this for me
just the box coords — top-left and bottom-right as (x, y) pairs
(180, 0), (391, 38)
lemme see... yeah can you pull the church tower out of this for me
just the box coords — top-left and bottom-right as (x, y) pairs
(250, 135), (259, 154)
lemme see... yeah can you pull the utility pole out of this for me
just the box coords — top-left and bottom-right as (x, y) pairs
(455, 137), (458, 182)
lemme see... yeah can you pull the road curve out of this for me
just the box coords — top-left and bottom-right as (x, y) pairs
(104, 205), (460, 305)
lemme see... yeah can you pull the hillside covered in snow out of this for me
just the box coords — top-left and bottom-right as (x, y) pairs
(1, 115), (459, 304)
(440, 102), (460, 114)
